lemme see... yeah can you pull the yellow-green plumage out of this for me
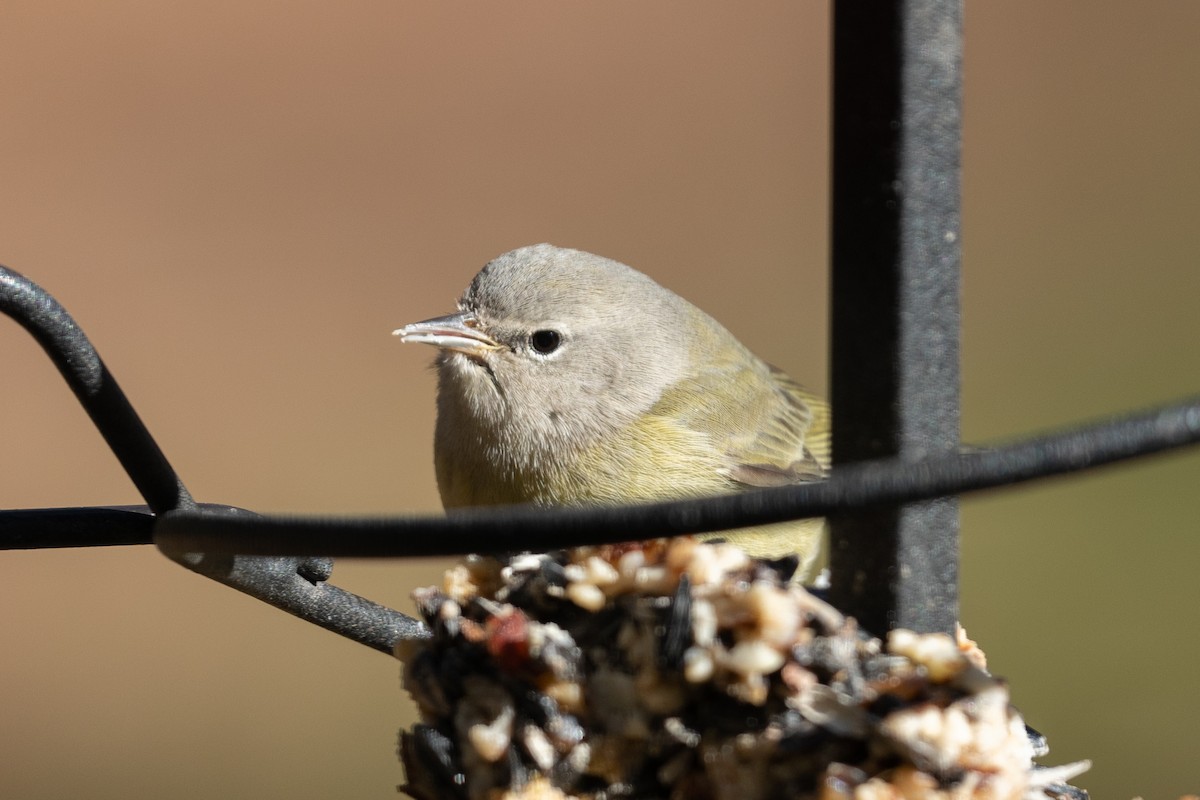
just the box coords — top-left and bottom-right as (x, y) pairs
(399, 244), (829, 580)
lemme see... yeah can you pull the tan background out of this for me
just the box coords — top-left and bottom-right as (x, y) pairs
(3, 3), (1199, 798)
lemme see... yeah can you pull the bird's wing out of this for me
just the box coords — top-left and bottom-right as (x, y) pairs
(652, 360), (830, 489)
(725, 366), (830, 488)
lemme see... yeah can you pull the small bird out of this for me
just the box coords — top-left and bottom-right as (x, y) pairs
(395, 244), (830, 579)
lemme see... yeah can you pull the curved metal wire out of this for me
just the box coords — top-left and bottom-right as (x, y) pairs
(145, 397), (1200, 556)
(0, 267), (193, 515)
(1, 264), (425, 653)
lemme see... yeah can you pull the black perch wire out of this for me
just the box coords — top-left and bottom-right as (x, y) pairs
(0, 266), (426, 653)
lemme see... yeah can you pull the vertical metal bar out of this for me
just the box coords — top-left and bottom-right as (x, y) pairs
(828, 1), (962, 634)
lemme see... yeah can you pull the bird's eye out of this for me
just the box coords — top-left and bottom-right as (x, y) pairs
(530, 329), (562, 354)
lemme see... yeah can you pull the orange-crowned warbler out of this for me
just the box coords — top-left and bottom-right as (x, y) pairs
(395, 244), (830, 579)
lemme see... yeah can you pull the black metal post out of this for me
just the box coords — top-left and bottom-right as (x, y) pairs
(829, 0), (962, 634)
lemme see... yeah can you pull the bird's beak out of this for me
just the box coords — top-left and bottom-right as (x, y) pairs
(393, 311), (501, 357)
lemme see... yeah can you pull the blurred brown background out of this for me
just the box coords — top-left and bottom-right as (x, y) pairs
(3, 3), (1198, 798)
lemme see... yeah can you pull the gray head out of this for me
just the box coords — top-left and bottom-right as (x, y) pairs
(396, 244), (713, 464)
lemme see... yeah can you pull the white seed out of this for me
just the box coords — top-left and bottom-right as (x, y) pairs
(746, 580), (800, 648)
(521, 724), (557, 772)
(466, 702), (514, 763)
(438, 599), (462, 621)
(691, 599), (717, 647)
(683, 646), (714, 683)
(682, 544), (740, 587)
(542, 679), (583, 714)
(583, 555), (619, 586)
(566, 582), (606, 611)
(616, 549), (645, 579)
(888, 629), (966, 682)
(633, 565), (670, 593)
(442, 563), (476, 604)
(565, 742), (591, 775)
(726, 639), (785, 676)
(503, 553), (546, 579)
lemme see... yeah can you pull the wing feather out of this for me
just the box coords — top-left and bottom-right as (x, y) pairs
(651, 359), (829, 490)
